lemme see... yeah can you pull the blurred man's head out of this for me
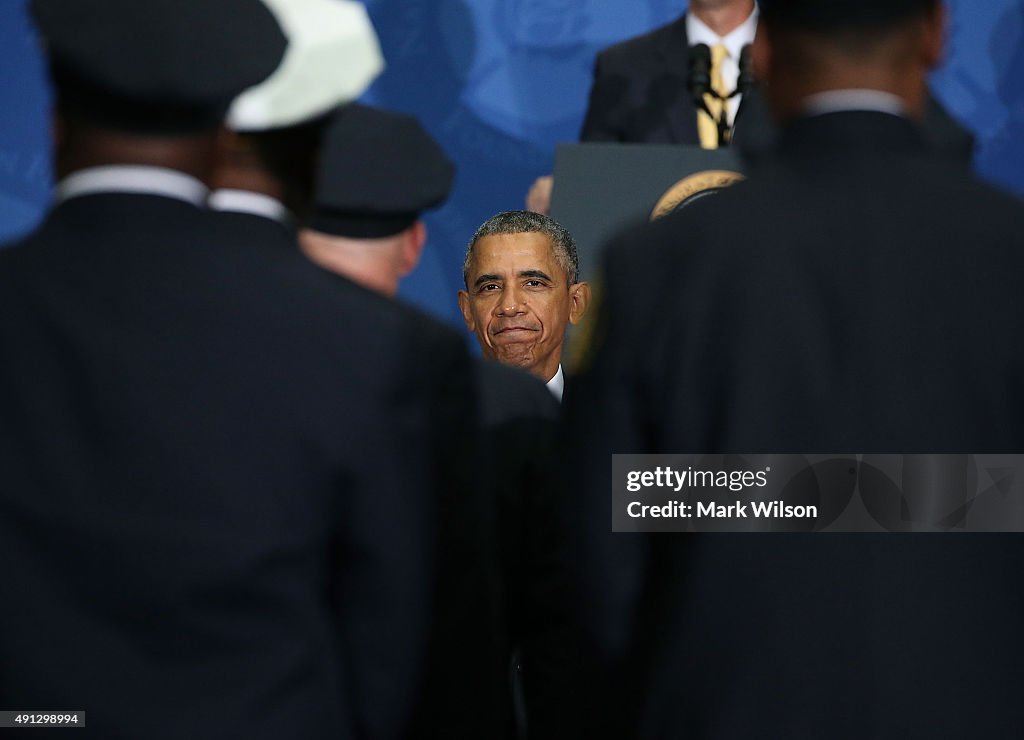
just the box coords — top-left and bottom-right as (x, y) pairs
(753, 0), (944, 121)
(459, 211), (589, 383)
(32, 0), (286, 181)
(215, 118), (331, 220)
(299, 104), (454, 296)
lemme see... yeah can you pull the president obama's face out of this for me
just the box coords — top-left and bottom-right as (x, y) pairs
(458, 231), (588, 383)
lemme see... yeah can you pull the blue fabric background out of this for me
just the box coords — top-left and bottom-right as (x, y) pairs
(2, 0), (1022, 329)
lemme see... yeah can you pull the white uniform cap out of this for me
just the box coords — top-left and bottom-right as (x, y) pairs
(226, 0), (385, 131)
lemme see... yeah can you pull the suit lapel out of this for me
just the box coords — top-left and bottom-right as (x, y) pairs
(657, 14), (700, 145)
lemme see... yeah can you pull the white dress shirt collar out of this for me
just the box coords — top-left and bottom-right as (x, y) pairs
(546, 364), (565, 403)
(208, 189), (291, 224)
(802, 89), (907, 118)
(56, 165), (208, 206)
(686, 5), (759, 62)
(686, 7), (758, 126)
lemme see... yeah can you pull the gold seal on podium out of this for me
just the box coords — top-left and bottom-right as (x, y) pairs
(650, 169), (745, 221)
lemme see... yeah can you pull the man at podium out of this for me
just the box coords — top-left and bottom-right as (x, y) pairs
(580, 0), (757, 147)
(527, 0), (757, 212)
(527, 0), (972, 213)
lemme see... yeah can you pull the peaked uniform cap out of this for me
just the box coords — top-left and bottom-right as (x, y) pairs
(31, 0), (287, 128)
(308, 104), (455, 238)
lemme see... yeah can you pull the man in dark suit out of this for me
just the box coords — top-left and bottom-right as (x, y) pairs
(529, 0), (972, 212)
(528, 0), (753, 212)
(459, 211), (591, 401)
(0, 2), (475, 738)
(577, 0), (973, 154)
(561, 0), (1024, 737)
(580, 0), (757, 146)
(526, 0), (757, 212)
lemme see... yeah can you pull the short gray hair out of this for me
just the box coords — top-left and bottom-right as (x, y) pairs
(463, 210), (579, 287)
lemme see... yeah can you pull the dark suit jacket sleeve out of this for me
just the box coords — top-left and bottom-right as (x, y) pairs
(578, 17), (695, 146)
(580, 51), (628, 142)
(524, 239), (670, 740)
(405, 330), (502, 740)
(333, 321), (479, 740)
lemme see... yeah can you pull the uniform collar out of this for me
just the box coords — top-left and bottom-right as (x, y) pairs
(56, 165), (208, 206)
(208, 189), (291, 224)
(802, 89), (907, 119)
(778, 108), (925, 158)
(546, 364), (565, 403)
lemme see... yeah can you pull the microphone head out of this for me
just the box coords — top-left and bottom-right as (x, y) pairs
(688, 43), (712, 95)
(737, 43), (755, 94)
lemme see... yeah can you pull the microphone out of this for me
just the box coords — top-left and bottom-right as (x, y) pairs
(736, 43), (754, 97)
(687, 43), (714, 117)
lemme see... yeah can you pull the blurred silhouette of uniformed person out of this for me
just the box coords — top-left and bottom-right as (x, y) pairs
(560, 0), (1024, 738)
(0, 2), (477, 738)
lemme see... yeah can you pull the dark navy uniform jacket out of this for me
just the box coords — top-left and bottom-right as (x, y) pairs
(560, 110), (1024, 739)
(0, 167), (476, 740)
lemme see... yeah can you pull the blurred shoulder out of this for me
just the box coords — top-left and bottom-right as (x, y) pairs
(474, 361), (560, 426)
(596, 14), (686, 71)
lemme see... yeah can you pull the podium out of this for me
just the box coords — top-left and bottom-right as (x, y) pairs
(549, 142), (742, 281)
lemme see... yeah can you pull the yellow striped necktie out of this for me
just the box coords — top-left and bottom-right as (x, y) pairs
(697, 42), (729, 149)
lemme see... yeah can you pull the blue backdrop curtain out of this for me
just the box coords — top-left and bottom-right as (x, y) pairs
(2, 0), (1022, 330)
